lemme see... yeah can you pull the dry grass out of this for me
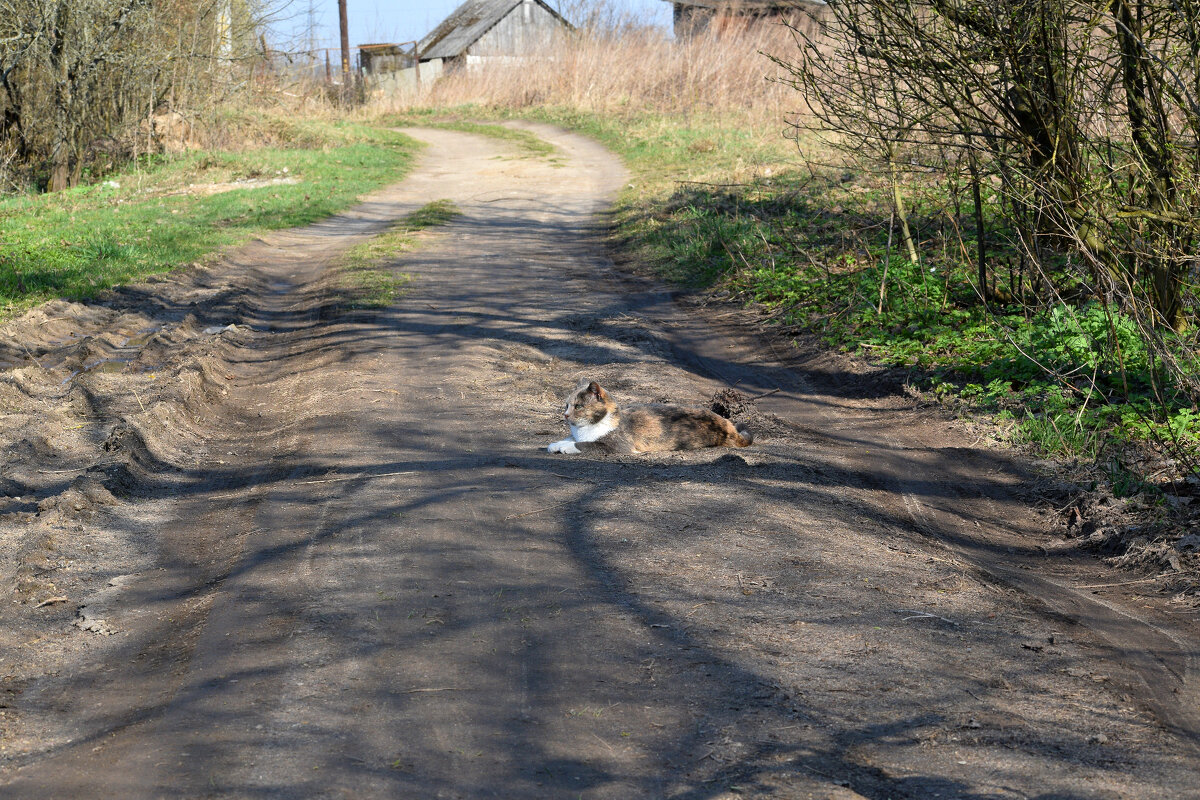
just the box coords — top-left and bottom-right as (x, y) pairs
(370, 19), (809, 130)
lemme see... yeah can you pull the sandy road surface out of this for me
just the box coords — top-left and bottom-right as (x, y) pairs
(1, 125), (1199, 798)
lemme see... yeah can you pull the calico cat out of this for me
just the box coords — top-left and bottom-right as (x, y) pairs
(547, 379), (753, 455)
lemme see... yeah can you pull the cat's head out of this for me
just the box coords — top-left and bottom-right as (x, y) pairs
(564, 379), (616, 427)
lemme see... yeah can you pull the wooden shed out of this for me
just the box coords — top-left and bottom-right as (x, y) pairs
(418, 0), (572, 71)
(356, 42), (427, 94)
(666, 0), (825, 39)
(358, 43), (417, 76)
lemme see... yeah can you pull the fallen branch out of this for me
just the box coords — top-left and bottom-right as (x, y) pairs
(894, 608), (959, 626)
(1076, 573), (1179, 589)
(503, 499), (572, 520)
(297, 470), (416, 485)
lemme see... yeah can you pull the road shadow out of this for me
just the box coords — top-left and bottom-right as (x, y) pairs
(3, 132), (1196, 798)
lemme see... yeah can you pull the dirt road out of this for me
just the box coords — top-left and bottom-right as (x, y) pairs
(2, 125), (1199, 798)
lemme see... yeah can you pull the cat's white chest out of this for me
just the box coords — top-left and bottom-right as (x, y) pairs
(570, 415), (617, 443)
(548, 413), (617, 454)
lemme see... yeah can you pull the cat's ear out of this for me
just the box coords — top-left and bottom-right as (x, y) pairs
(587, 381), (604, 399)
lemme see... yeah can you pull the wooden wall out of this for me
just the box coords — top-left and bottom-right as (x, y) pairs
(469, 0), (564, 58)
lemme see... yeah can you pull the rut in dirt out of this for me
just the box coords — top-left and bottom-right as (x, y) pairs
(1, 123), (1198, 799)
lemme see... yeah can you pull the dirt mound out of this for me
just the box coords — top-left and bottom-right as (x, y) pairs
(0, 256), (265, 711)
(709, 387), (750, 419)
(1038, 478), (1200, 600)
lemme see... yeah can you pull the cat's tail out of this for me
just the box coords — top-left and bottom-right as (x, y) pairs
(731, 425), (753, 448)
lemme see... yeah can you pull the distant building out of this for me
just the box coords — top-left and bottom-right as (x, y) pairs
(418, 0), (573, 71)
(357, 42), (426, 93)
(357, 1), (571, 94)
(665, 0), (826, 39)
(358, 43), (417, 77)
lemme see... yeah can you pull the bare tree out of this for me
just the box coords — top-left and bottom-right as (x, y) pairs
(778, 0), (1200, 335)
(0, 0), (276, 190)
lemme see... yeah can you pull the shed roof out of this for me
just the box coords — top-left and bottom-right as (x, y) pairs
(358, 43), (410, 53)
(418, 0), (570, 61)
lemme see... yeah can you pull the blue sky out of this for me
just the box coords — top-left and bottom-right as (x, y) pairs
(276, 0), (672, 50)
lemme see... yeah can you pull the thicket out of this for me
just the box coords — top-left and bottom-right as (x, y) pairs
(0, 0), (271, 192)
(778, 0), (1200, 462)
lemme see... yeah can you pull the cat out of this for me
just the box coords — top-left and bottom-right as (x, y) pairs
(547, 379), (753, 455)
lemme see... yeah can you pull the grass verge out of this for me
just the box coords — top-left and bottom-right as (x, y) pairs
(337, 199), (461, 308)
(0, 118), (420, 321)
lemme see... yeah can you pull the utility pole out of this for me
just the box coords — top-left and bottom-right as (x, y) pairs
(338, 0), (351, 97)
(306, 0), (318, 75)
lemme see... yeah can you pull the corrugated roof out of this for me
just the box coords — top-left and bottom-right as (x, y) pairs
(418, 0), (568, 61)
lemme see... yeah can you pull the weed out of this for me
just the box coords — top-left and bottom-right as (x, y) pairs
(337, 199), (461, 308)
(405, 199), (462, 230)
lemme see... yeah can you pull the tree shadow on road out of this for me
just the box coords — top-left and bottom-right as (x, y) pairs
(3, 192), (1195, 798)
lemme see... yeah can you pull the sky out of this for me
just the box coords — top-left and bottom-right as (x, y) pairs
(274, 0), (672, 51)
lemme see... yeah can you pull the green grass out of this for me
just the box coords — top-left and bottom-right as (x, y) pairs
(0, 119), (421, 320)
(404, 198), (461, 229)
(337, 199), (461, 308)
(387, 112), (556, 159)
(383, 104), (1200, 475)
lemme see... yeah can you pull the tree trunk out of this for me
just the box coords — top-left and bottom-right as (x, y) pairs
(888, 154), (918, 265)
(48, 148), (70, 191)
(48, 2), (72, 192)
(1114, 0), (1186, 331)
(1152, 263), (1186, 333)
